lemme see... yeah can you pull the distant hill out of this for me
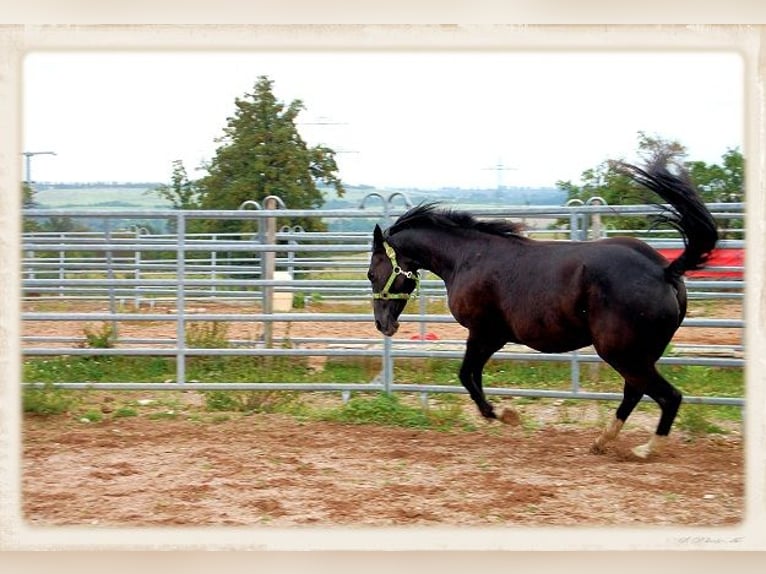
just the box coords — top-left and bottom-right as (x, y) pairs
(323, 184), (566, 210)
(33, 183), (170, 209)
(32, 182), (566, 211)
(28, 182), (567, 233)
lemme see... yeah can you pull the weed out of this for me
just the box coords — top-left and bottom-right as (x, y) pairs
(204, 389), (305, 415)
(81, 323), (116, 349)
(317, 393), (475, 431)
(79, 410), (103, 423)
(23, 383), (77, 415)
(310, 292), (323, 305)
(677, 404), (727, 436)
(186, 321), (229, 348)
(148, 410), (180, 420)
(204, 391), (240, 412)
(113, 406), (138, 418)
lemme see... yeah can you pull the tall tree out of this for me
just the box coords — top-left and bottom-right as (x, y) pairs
(22, 182), (37, 208)
(686, 147), (744, 238)
(22, 182), (42, 231)
(148, 160), (199, 233)
(686, 147), (744, 203)
(195, 75), (345, 234)
(150, 159), (199, 210)
(556, 133), (744, 235)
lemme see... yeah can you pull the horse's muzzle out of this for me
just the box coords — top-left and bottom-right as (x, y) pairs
(375, 318), (399, 337)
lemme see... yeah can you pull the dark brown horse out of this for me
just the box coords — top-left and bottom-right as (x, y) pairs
(367, 159), (718, 458)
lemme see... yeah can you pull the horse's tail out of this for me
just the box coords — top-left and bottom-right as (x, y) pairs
(618, 157), (719, 280)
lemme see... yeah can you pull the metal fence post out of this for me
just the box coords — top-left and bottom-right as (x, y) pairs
(383, 335), (393, 394)
(104, 221), (118, 334)
(176, 211), (186, 385)
(211, 234), (218, 299)
(262, 197), (278, 347)
(132, 226), (145, 309)
(586, 196), (607, 240)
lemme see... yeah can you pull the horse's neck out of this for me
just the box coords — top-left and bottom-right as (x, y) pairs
(393, 228), (467, 283)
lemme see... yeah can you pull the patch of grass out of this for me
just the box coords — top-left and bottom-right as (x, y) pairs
(81, 323), (116, 349)
(666, 365), (744, 398)
(204, 389), (306, 416)
(676, 404), (728, 436)
(186, 321), (229, 348)
(316, 392), (476, 432)
(79, 410), (103, 423)
(21, 350), (744, 435)
(148, 410), (180, 420)
(23, 383), (78, 415)
(24, 356), (173, 384)
(113, 406), (138, 418)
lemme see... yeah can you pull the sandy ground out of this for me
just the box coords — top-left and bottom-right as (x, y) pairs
(22, 408), (743, 527)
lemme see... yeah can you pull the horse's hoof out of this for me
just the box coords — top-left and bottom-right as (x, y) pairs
(499, 407), (521, 426)
(631, 444), (652, 459)
(631, 435), (667, 460)
(590, 442), (606, 455)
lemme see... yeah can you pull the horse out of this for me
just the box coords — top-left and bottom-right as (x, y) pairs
(367, 158), (719, 459)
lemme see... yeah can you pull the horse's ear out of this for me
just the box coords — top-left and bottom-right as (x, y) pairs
(373, 224), (384, 249)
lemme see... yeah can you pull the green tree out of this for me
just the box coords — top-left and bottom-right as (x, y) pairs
(22, 182), (37, 208)
(686, 147), (744, 203)
(556, 133), (744, 236)
(148, 159), (199, 233)
(22, 182), (42, 231)
(194, 75), (345, 234)
(150, 159), (199, 210)
(686, 147), (744, 238)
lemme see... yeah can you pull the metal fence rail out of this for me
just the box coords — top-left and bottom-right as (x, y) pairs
(21, 200), (745, 408)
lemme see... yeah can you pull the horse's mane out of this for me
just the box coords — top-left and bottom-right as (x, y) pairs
(386, 202), (525, 238)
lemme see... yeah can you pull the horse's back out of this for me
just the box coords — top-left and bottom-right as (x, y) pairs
(469, 236), (684, 356)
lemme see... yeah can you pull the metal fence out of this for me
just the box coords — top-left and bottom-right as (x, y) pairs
(21, 198), (745, 408)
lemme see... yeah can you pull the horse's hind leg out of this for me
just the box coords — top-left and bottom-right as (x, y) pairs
(594, 363), (682, 459)
(632, 370), (683, 458)
(590, 383), (643, 454)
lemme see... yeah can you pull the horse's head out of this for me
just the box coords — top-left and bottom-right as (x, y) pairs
(368, 224), (420, 337)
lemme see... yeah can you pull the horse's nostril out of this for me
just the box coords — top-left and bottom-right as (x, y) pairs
(375, 320), (382, 331)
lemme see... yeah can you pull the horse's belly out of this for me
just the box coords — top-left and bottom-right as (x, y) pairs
(513, 321), (592, 353)
(525, 335), (592, 354)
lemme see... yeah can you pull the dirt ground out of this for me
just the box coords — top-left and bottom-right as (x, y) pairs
(22, 407), (743, 527)
(21, 299), (744, 527)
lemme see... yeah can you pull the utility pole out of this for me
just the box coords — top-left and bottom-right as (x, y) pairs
(22, 151), (56, 183)
(481, 158), (516, 190)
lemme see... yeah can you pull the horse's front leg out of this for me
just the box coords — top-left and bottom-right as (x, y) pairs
(459, 336), (519, 425)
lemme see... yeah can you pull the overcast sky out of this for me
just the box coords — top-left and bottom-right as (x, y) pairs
(22, 50), (743, 189)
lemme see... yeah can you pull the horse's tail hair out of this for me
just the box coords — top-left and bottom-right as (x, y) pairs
(618, 156), (719, 280)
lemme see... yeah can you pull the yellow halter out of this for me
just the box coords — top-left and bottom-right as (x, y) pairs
(372, 241), (420, 300)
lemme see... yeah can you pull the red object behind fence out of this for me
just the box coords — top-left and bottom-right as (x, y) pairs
(656, 248), (743, 279)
